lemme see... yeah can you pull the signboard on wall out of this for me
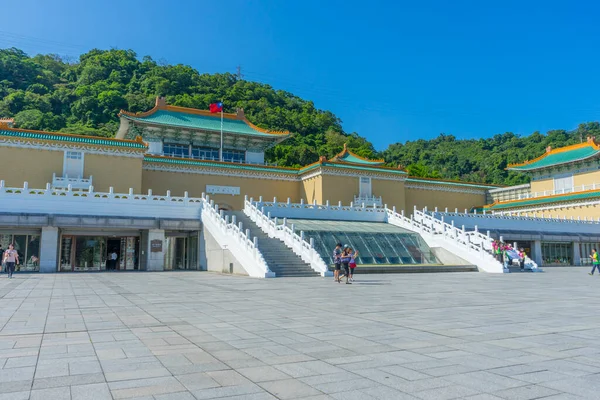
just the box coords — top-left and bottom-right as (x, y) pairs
(206, 185), (240, 196)
(150, 240), (162, 252)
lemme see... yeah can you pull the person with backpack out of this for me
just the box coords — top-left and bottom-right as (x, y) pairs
(332, 243), (342, 283)
(589, 249), (600, 276)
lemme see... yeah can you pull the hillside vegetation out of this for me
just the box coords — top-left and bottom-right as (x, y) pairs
(1, 47), (598, 186)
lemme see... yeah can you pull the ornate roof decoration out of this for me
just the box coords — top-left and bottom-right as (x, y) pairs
(0, 126), (147, 150)
(119, 97), (290, 138)
(329, 143), (385, 165)
(0, 118), (14, 128)
(484, 189), (600, 210)
(508, 137), (600, 172)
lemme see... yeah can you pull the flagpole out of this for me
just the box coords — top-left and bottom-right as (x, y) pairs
(220, 107), (223, 162)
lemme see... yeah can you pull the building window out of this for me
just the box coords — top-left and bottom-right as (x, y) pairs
(63, 151), (84, 178)
(554, 174), (573, 193)
(222, 149), (245, 163)
(192, 146), (219, 161)
(163, 143), (189, 158)
(542, 242), (572, 265)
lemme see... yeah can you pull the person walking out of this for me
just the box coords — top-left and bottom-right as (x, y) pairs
(333, 243), (342, 283)
(3, 243), (19, 279)
(349, 248), (358, 282)
(109, 250), (118, 270)
(340, 246), (352, 284)
(589, 248), (600, 275)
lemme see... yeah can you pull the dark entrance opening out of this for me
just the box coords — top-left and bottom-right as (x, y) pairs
(106, 239), (121, 270)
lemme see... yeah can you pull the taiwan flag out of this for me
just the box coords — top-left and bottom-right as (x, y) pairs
(209, 102), (223, 113)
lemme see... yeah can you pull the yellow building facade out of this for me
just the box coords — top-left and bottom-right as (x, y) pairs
(0, 98), (499, 273)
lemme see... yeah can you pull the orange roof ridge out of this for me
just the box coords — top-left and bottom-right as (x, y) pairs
(243, 118), (289, 135)
(507, 139), (600, 168)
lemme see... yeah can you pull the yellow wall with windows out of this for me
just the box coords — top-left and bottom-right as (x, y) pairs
(142, 168), (301, 210)
(84, 154), (142, 193)
(0, 147), (63, 188)
(405, 186), (487, 213)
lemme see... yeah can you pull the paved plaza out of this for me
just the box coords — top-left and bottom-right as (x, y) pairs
(0, 269), (599, 400)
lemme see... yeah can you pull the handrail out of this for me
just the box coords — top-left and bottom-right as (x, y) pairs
(384, 206), (504, 273)
(243, 197), (330, 276)
(201, 194), (273, 278)
(433, 206), (600, 225)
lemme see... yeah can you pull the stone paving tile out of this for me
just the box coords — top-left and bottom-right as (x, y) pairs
(29, 387), (71, 400)
(0, 269), (599, 399)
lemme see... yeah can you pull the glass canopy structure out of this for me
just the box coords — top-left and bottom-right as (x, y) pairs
(285, 220), (439, 265)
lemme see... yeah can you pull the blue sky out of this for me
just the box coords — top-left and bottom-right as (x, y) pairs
(1, 0), (599, 150)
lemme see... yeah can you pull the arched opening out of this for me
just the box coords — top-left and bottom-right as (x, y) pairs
(218, 204), (233, 212)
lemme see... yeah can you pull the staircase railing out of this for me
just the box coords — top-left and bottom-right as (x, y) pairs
(385, 206), (504, 273)
(243, 197), (331, 276)
(201, 194), (274, 278)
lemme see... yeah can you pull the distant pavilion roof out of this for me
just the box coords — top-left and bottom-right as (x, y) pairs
(507, 137), (600, 172)
(329, 144), (385, 165)
(119, 97), (290, 138)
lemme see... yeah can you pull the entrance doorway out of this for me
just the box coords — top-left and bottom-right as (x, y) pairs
(59, 235), (140, 271)
(106, 239), (120, 270)
(164, 234), (198, 270)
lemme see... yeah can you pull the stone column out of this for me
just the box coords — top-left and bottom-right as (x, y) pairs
(145, 229), (165, 271)
(40, 226), (59, 273)
(531, 240), (543, 266)
(572, 242), (581, 266)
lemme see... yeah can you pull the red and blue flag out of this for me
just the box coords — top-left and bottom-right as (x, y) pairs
(209, 102), (223, 113)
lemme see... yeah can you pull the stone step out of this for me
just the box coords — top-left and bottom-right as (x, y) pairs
(226, 211), (318, 278)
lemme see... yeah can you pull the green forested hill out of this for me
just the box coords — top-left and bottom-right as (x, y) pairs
(1, 47), (599, 186)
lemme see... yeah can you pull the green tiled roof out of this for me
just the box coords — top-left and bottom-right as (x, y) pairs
(124, 110), (286, 137)
(508, 145), (600, 171)
(336, 152), (384, 165)
(0, 129), (147, 149)
(486, 190), (600, 210)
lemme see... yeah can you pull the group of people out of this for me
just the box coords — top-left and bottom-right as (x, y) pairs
(491, 240), (527, 271)
(1, 243), (19, 278)
(332, 243), (358, 284)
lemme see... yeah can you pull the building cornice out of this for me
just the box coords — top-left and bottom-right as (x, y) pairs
(0, 137), (147, 158)
(405, 182), (487, 195)
(142, 162), (298, 182)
